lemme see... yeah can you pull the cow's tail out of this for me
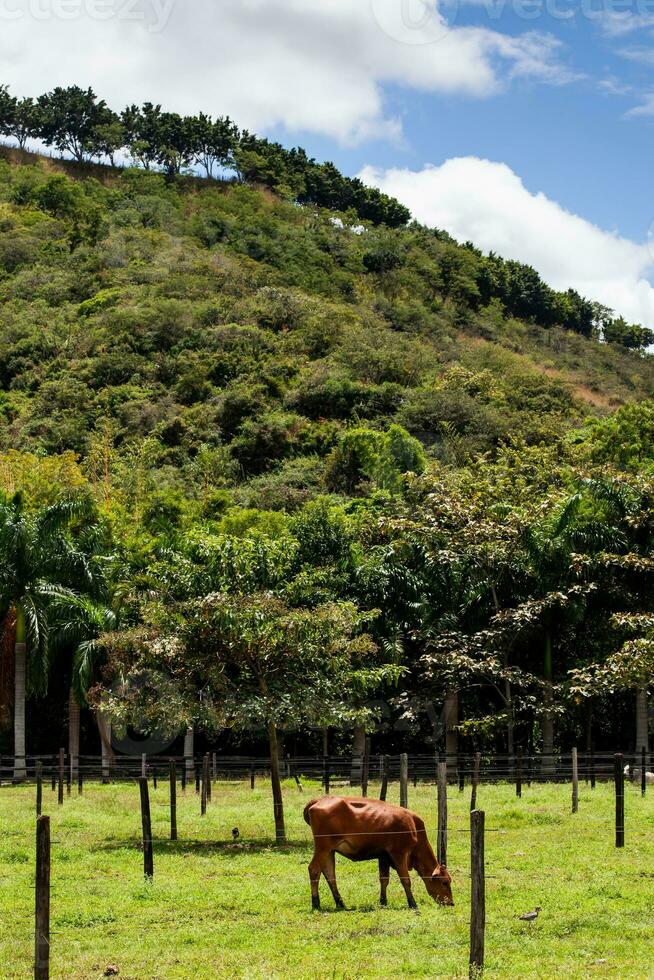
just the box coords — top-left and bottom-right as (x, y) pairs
(303, 798), (320, 826)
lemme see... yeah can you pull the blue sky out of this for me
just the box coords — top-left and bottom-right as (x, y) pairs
(2, 0), (654, 324)
(273, 2), (654, 241)
(377, 11), (651, 241)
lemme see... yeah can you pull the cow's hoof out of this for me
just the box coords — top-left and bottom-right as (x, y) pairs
(311, 898), (321, 911)
(380, 898), (388, 907)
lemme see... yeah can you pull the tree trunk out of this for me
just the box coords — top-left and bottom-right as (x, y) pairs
(97, 711), (113, 784)
(13, 608), (26, 782)
(504, 678), (514, 757)
(636, 687), (649, 763)
(68, 687), (80, 783)
(444, 690), (459, 770)
(490, 585), (514, 757)
(585, 701), (593, 753)
(542, 630), (555, 774)
(184, 727), (194, 776)
(268, 722), (286, 844)
(350, 725), (366, 786)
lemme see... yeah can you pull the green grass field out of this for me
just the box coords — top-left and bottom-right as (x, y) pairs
(0, 776), (652, 979)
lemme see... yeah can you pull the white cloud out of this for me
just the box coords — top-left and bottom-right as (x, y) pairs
(618, 46), (654, 67)
(359, 157), (654, 328)
(0, 0), (573, 143)
(600, 12), (654, 38)
(625, 93), (654, 117)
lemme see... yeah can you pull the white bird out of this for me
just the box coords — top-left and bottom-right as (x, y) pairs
(518, 906), (542, 925)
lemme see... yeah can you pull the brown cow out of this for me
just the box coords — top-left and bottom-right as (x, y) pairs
(304, 796), (454, 910)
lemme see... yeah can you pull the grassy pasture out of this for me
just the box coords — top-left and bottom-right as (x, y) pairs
(0, 777), (653, 978)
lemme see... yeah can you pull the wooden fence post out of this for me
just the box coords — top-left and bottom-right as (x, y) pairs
(51, 768), (56, 793)
(139, 777), (154, 879)
(590, 744), (596, 790)
(169, 761), (177, 842)
(66, 756), (71, 797)
(642, 746), (647, 798)
(516, 750), (523, 799)
(379, 755), (389, 802)
(35, 815), (50, 980)
(615, 754), (624, 848)
(399, 753), (409, 809)
(458, 754), (465, 793)
(181, 764), (186, 793)
(250, 765), (255, 790)
(469, 809), (485, 979)
(470, 752), (481, 812)
(36, 761), (43, 817)
(201, 755), (209, 815)
(362, 738), (371, 798)
(205, 754), (212, 803)
(437, 762), (448, 867)
(212, 752), (217, 782)
(58, 749), (64, 806)
(77, 763), (83, 795)
(195, 766), (200, 795)
(141, 753), (147, 780)
(571, 747), (579, 814)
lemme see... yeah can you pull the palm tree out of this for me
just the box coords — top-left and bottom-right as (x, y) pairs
(0, 494), (101, 780)
(50, 595), (117, 782)
(523, 479), (633, 767)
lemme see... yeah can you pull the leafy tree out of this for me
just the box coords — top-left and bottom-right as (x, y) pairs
(0, 89), (41, 150)
(603, 316), (654, 350)
(91, 119), (126, 167)
(99, 593), (397, 841)
(191, 113), (238, 178)
(37, 86), (113, 162)
(325, 425), (425, 493)
(572, 403), (654, 473)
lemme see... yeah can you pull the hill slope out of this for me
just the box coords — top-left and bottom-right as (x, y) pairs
(0, 148), (651, 516)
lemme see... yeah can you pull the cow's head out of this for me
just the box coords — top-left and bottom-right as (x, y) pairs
(425, 864), (454, 906)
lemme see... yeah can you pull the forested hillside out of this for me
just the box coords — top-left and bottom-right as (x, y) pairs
(1, 144), (653, 766)
(0, 148), (652, 510)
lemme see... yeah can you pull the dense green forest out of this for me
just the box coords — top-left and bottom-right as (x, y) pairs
(0, 136), (653, 780)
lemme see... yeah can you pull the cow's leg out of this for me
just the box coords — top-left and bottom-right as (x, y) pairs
(379, 855), (391, 906)
(320, 850), (345, 909)
(309, 850), (322, 910)
(393, 853), (418, 910)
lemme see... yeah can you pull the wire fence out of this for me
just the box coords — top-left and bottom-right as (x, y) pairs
(1, 749), (650, 787)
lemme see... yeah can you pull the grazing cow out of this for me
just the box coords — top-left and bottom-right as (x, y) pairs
(304, 796), (454, 911)
(624, 765), (654, 784)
